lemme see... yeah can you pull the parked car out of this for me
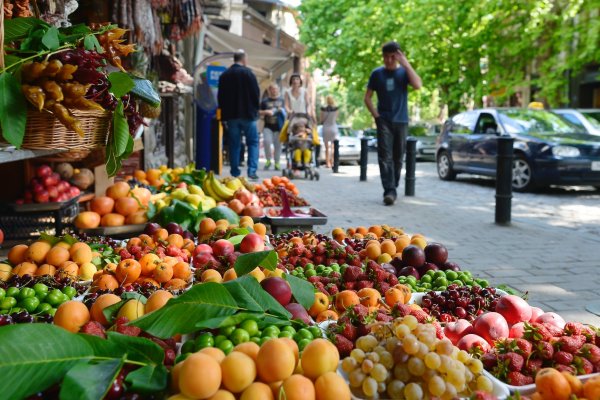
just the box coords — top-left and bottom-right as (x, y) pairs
(552, 109), (600, 136)
(409, 121), (442, 161)
(317, 125), (361, 164)
(436, 108), (600, 191)
(362, 128), (378, 149)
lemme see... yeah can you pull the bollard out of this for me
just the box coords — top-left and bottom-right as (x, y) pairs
(314, 144), (321, 168)
(360, 137), (369, 181)
(405, 138), (417, 196)
(495, 136), (514, 225)
(332, 139), (340, 173)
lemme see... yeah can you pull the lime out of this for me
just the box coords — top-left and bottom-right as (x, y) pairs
(445, 271), (458, 281)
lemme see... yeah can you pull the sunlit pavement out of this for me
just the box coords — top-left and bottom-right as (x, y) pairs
(248, 152), (600, 325)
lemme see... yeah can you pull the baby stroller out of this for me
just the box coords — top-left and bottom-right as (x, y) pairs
(279, 113), (320, 180)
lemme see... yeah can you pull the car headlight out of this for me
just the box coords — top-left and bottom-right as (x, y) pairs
(551, 146), (580, 157)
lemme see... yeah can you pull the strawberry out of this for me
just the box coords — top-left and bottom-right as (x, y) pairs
(326, 284), (339, 296)
(338, 322), (358, 341)
(431, 321), (444, 339)
(524, 322), (553, 342)
(410, 309), (429, 323)
(501, 352), (524, 371)
(344, 282), (356, 290)
(330, 271), (341, 279)
(564, 322), (584, 336)
(114, 316), (129, 326)
(373, 268), (388, 282)
(555, 364), (576, 374)
(357, 323), (371, 337)
(163, 348), (176, 366)
(346, 304), (370, 324)
(507, 371), (534, 386)
(342, 265), (362, 282)
(522, 358), (543, 376)
(356, 280), (374, 289)
(308, 276), (320, 284)
(574, 356), (594, 375)
(115, 324), (142, 337)
(377, 281), (391, 294)
(470, 391), (496, 400)
(376, 312), (393, 322)
(387, 274), (399, 286)
(481, 351), (499, 369)
(356, 273), (369, 281)
(535, 341), (554, 360)
(515, 339), (533, 357)
(557, 335), (586, 353)
(80, 321), (106, 339)
(579, 343), (600, 364)
(542, 323), (564, 337)
(553, 351), (574, 365)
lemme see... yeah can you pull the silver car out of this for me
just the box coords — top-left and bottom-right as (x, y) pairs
(317, 125), (361, 164)
(409, 122), (442, 161)
(553, 109), (600, 136)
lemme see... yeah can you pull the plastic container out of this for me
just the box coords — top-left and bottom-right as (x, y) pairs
(483, 369), (599, 396)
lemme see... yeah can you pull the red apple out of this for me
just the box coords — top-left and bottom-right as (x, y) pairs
(56, 181), (70, 193)
(193, 244), (213, 256)
(239, 233), (265, 253)
(35, 190), (50, 203)
(473, 312), (509, 345)
(234, 188), (253, 205)
(529, 307), (544, 322)
(36, 164), (52, 178)
(56, 193), (68, 202)
(42, 175), (55, 188)
(0, 228), (4, 245)
(69, 186), (81, 197)
(424, 242), (449, 266)
(260, 277), (292, 306)
(509, 322), (526, 338)
(32, 182), (45, 194)
(535, 312), (565, 329)
(212, 239), (234, 257)
(401, 245), (425, 267)
(47, 186), (59, 199)
(193, 252), (214, 269)
(49, 172), (60, 186)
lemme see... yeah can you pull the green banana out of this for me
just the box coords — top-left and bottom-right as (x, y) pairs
(210, 173), (235, 200)
(202, 173), (225, 202)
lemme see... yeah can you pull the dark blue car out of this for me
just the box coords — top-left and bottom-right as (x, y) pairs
(436, 108), (600, 191)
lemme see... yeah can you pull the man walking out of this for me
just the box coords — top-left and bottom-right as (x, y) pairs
(218, 50), (261, 179)
(364, 41), (422, 205)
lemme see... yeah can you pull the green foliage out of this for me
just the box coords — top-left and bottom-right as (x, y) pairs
(299, 0), (600, 118)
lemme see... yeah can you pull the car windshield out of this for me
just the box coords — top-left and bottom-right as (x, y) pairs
(338, 127), (357, 137)
(498, 109), (578, 135)
(581, 111), (600, 129)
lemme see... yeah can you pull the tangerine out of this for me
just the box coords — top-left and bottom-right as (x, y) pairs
(115, 197), (139, 217)
(90, 196), (115, 216)
(105, 181), (130, 200)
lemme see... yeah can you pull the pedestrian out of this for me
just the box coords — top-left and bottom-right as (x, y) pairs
(364, 41), (422, 205)
(217, 50), (261, 179)
(259, 83), (285, 170)
(320, 95), (338, 168)
(284, 73), (313, 120)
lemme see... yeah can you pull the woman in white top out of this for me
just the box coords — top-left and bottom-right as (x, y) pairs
(320, 95), (339, 168)
(284, 73), (312, 119)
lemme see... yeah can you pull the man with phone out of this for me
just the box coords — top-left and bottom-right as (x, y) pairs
(364, 41), (422, 205)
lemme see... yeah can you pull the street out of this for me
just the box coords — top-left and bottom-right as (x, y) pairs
(263, 154), (600, 325)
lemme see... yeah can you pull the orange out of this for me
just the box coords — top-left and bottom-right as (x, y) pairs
(105, 181), (131, 200)
(153, 228), (168, 242)
(138, 234), (154, 248)
(114, 197), (139, 217)
(90, 196), (115, 216)
(115, 259), (141, 284)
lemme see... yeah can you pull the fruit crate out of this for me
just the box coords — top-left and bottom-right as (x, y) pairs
(0, 196), (80, 241)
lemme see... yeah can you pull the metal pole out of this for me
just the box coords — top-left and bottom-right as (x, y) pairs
(405, 138), (417, 196)
(332, 139), (340, 173)
(314, 144), (321, 168)
(495, 136), (514, 225)
(360, 137), (369, 181)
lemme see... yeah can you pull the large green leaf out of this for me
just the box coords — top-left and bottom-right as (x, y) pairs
(79, 334), (123, 359)
(130, 282), (239, 338)
(4, 17), (49, 42)
(106, 332), (165, 365)
(285, 274), (316, 310)
(234, 250), (278, 276)
(125, 364), (168, 393)
(130, 76), (161, 107)
(195, 312), (263, 330)
(108, 72), (135, 98)
(59, 358), (124, 400)
(112, 101), (130, 157)
(0, 324), (94, 399)
(223, 275), (291, 318)
(0, 73), (27, 148)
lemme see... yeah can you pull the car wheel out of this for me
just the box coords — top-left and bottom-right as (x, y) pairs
(437, 151), (456, 181)
(512, 155), (536, 192)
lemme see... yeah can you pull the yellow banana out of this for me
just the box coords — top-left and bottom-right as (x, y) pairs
(210, 173), (235, 200)
(239, 177), (256, 192)
(202, 173), (224, 202)
(225, 178), (243, 191)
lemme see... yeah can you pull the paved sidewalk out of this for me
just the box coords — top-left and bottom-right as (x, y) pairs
(254, 153), (600, 326)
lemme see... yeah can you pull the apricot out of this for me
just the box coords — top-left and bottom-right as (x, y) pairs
(116, 299), (145, 321)
(72, 246), (93, 265)
(301, 339), (339, 380)
(145, 290), (173, 313)
(240, 382), (274, 400)
(0, 264), (12, 281)
(130, 187), (151, 206)
(199, 218), (217, 235)
(222, 268), (238, 282)
(90, 196), (115, 216)
(57, 262), (79, 279)
(221, 351), (256, 393)
(314, 371), (351, 400)
(394, 235), (411, 253)
(45, 246), (70, 266)
(365, 244), (381, 260)
(256, 338), (296, 383)
(535, 368), (571, 400)
(13, 262), (37, 277)
(561, 371), (583, 397)
(153, 262), (173, 283)
(201, 269), (222, 283)
(253, 222), (267, 237)
(69, 242), (89, 256)
(279, 337), (300, 367)
(75, 211), (101, 229)
(380, 239), (397, 256)
(90, 293), (122, 326)
(35, 263), (56, 277)
(247, 267), (265, 282)
(377, 253), (392, 264)
(207, 390), (235, 400)
(8, 244), (28, 265)
(116, 259), (142, 284)
(199, 347), (226, 363)
(125, 211), (148, 225)
(115, 197), (139, 217)
(355, 226), (368, 235)
(26, 241), (52, 264)
(334, 290), (360, 312)
(106, 181), (131, 200)
(172, 261), (191, 281)
(170, 361), (183, 393)
(54, 241), (71, 250)
(385, 287), (406, 306)
(281, 374), (315, 400)
(93, 274), (119, 291)
(139, 253), (161, 276)
(233, 342), (260, 362)
(179, 353), (221, 399)
(78, 262), (97, 281)
(393, 284), (412, 304)
(316, 310), (339, 323)
(583, 375), (600, 400)
(410, 236), (427, 249)
(163, 278), (188, 291)
(368, 225), (384, 238)
(54, 301), (90, 333)
(101, 213), (125, 227)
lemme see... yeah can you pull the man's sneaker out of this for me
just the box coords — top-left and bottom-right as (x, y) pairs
(383, 195), (395, 206)
(274, 163), (280, 171)
(264, 160), (271, 170)
(248, 175), (260, 181)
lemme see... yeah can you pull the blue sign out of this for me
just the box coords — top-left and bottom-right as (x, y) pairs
(206, 65), (227, 87)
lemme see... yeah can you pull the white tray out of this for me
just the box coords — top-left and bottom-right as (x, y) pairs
(483, 369), (599, 395)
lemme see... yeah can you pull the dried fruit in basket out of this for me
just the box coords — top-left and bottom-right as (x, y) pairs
(21, 85), (45, 111)
(50, 103), (84, 137)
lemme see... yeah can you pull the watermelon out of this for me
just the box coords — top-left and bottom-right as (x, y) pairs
(206, 205), (240, 225)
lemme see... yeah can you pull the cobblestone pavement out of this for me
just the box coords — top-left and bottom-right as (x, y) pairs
(254, 152), (600, 325)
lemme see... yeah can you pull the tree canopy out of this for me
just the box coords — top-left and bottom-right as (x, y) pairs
(299, 0), (600, 126)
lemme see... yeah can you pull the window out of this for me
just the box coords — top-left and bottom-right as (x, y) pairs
(474, 113), (498, 134)
(581, 111), (600, 130)
(560, 113), (585, 129)
(451, 112), (477, 134)
(498, 109), (577, 135)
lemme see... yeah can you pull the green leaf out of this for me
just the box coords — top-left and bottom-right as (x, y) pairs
(130, 77), (161, 108)
(234, 250), (278, 276)
(106, 332), (165, 365)
(122, 292), (147, 304)
(0, 324), (94, 400)
(59, 358), (124, 400)
(130, 282), (239, 338)
(113, 101), (130, 157)
(285, 274), (316, 310)
(195, 312), (263, 330)
(108, 72), (135, 98)
(39, 232), (61, 246)
(125, 364), (168, 393)
(2, 55), (23, 72)
(0, 73), (28, 148)
(223, 275), (291, 318)
(83, 34), (103, 53)
(41, 27), (60, 50)
(145, 201), (157, 220)
(4, 17), (49, 42)
(61, 234), (79, 245)
(102, 299), (127, 325)
(227, 235), (245, 247)
(79, 334), (123, 358)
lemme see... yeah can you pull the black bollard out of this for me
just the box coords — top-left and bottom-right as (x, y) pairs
(314, 144), (321, 168)
(332, 139), (340, 173)
(405, 138), (417, 196)
(360, 137), (369, 181)
(495, 136), (514, 225)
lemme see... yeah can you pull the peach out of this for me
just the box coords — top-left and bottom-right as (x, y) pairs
(239, 233), (265, 253)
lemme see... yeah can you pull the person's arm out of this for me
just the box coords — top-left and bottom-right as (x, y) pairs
(258, 100), (273, 117)
(364, 88), (379, 119)
(284, 90), (293, 115)
(397, 50), (422, 90)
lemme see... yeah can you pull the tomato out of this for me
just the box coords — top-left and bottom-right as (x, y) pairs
(231, 328), (250, 345)
(21, 297), (40, 313)
(239, 319), (259, 337)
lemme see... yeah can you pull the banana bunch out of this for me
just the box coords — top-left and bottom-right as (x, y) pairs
(154, 184), (216, 212)
(202, 172), (235, 202)
(239, 177), (256, 193)
(222, 176), (244, 192)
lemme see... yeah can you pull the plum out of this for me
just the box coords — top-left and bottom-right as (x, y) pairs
(424, 242), (449, 266)
(398, 266), (420, 279)
(401, 245), (425, 267)
(284, 303), (311, 324)
(457, 334), (491, 353)
(165, 222), (183, 235)
(261, 277), (292, 306)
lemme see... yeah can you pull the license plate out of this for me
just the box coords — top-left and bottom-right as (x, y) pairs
(592, 161), (600, 171)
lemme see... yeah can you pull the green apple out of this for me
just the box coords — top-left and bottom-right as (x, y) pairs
(188, 185), (205, 195)
(185, 194), (204, 208)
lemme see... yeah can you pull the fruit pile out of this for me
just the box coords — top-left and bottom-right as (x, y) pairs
(340, 316), (495, 399)
(401, 269), (489, 293)
(420, 284), (500, 322)
(520, 368), (600, 400)
(256, 187), (309, 207)
(75, 181), (152, 230)
(255, 175), (300, 196)
(171, 337), (351, 400)
(15, 164), (81, 204)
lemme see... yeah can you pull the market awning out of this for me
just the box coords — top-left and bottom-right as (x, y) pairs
(205, 25), (294, 82)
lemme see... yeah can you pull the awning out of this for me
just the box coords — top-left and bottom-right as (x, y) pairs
(205, 25), (293, 82)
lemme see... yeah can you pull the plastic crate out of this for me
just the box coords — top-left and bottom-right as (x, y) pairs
(0, 198), (80, 241)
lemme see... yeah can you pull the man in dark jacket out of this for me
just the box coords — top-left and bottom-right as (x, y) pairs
(218, 51), (261, 179)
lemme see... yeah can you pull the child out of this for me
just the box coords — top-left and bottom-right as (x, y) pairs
(289, 121), (312, 167)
